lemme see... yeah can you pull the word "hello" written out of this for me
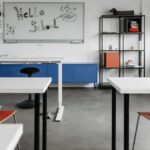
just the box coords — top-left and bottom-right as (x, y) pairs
(14, 6), (44, 21)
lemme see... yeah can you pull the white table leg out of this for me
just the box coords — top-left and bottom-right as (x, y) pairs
(55, 62), (64, 121)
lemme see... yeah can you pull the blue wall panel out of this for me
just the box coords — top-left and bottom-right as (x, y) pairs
(63, 64), (97, 83)
(0, 64), (21, 77)
(47, 64), (58, 83)
(0, 64), (97, 84)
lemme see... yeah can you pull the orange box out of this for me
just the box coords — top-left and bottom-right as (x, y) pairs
(104, 52), (119, 68)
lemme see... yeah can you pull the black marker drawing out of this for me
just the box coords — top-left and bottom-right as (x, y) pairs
(8, 3), (81, 35)
(30, 19), (59, 33)
(6, 24), (16, 35)
(14, 6), (45, 21)
(28, 4), (77, 33)
(14, 7), (23, 20)
(30, 20), (39, 32)
(56, 4), (77, 23)
(60, 4), (72, 13)
(61, 13), (77, 22)
(39, 10), (44, 16)
(53, 19), (59, 28)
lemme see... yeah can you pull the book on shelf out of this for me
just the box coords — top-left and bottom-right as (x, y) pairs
(130, 21), (139, 28)
(129, 21), (140, 32)
(129, 28), (139, 32)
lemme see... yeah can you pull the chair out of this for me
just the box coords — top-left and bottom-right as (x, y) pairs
(0, 110), (20, 150)
(132, 112), (150, 150)
(17, 67), (40, 109)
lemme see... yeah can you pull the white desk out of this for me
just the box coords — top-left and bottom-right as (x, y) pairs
(0, 124), (23, 150)
(0, 77), (51, 150)
(108, 77), (150, 94)
(108, 77), (150, 150)
(0, 57), (64, 121)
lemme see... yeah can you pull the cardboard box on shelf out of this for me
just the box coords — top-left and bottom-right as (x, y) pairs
(104, 52), (119, 68)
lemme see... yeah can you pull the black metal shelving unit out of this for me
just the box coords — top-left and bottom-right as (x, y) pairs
(99, 15), (145, 89)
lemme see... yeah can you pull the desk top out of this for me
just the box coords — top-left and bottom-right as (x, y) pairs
(108, 77), (150, 94)
(0, 77), (51, 93)
(0, 124), (23, 150)
(0, 57), (64, 63)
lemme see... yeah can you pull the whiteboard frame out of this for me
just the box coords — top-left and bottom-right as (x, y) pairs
(3, 2), (85, 43)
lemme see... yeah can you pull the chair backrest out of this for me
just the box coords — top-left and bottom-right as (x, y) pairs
(138, 112), (150, 120)
(0, 110), (16, 123)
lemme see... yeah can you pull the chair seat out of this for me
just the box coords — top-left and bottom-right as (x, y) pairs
(0, 110), (17, 123)
(138, 112), (150, 120)
(20, 67), (40, 77)
(18, 67), (40, 109)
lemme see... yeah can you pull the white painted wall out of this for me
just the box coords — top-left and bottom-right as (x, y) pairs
(0, 0), (149, 76)
(143, 0), (150, 76)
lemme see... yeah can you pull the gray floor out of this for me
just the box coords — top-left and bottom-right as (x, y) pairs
(1, 88), (150, 150)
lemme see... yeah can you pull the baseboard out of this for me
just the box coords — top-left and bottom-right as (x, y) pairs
(49, 83), (96, 88)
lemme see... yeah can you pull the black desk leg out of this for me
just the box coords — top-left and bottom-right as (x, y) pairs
(43, 90), (47, 150)
(124, 94), (129, 150)
(34, 94), (40, 150)
(112, 88), (116, 150)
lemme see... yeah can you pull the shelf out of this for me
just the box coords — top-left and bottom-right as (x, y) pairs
(100, 50), (144, 52)
(122, 32), (144, 34)
(122, 50), (144, 51)
(123, 66), (144, 69)
(101, 15), (120, 18)
(100, 66), (144, 69)
(100, 32), (144, 35)
(99, 50), (119, 52)
(100, 15), (144, 18)
(99, 15), (145, 88)
(100, 32), (119, 34)
(100, 67), (120, 69)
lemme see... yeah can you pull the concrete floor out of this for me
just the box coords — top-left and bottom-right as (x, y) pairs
(1, 88), (150, 150)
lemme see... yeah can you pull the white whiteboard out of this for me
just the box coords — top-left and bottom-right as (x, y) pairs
(3, 2), (84, 43)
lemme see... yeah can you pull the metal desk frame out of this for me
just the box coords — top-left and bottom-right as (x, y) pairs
(0, 57), (64, 121)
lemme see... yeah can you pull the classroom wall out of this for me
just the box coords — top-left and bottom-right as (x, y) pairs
(143, 0), (150, 76)
(0, 0), (149, 75)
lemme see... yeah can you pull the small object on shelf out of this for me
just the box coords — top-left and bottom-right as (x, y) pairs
(129, 21), (139, 32)
(126, 64), (143, 68)
(104, 52), (119, 68)
(125, 60), (140, 68)
(123, 18), (141, 33)
(125, 59), (133, 66)
(130, 21), (139, 28)
(129, 28), (140, 32)
(109, 45), (112, 50)
(109, 8), (134, 16)
(130, 46), (134, 50)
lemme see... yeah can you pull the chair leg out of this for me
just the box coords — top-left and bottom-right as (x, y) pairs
(13, 114), (20, 150)
(132, 114), (141, 150)
(13, 114), (17, 123)
(29, 94), (32, 101)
